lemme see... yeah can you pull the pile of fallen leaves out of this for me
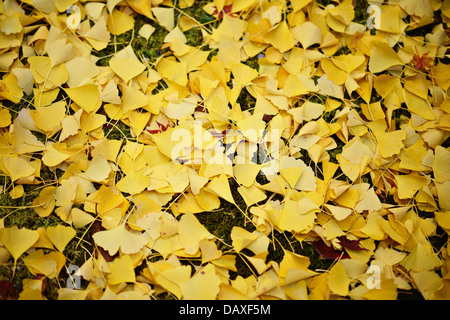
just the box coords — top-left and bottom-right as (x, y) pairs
(0, 0), (450, 300)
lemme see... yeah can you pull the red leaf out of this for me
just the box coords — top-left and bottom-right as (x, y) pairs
(147, 121), (170, 134)
(412, 47), (433, 72)
(157, 121), (169, 132)
(0, 281), (15, 300)
(337, 236), (368, 251)
(212, 4), (239, 19)
(312, 239), (350, 260)
(262, 114), (274, 122)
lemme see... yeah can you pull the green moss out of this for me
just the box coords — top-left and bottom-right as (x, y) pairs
(196, 179), (252, 249)
(0, 262), (35, 298)
(103, 119), (133, 140)
(328, 141), (343, 164)
(138, 25), (169, 65)
(0, 171), (63, 230)
(184, 28), (204, 48)
(237, 88), (256, 112)
(354, 0), (370, 25)
(242, 56), (260, 72)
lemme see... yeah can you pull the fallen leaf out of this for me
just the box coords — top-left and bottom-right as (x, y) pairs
(327, 261), (350, 296)
(45, 225), (76, 252)
(92, 224), (148, 256)
(108, 254), (136, 285)
(0, 226), (40, 271)
(180, 264), (221, 299)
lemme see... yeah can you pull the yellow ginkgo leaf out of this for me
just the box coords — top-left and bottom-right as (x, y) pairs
(0, 13), (22, 35)
(92, 224), (148, 256)
(323, 204), (352, 221)
(83, 16), (110, 51)
(58, 288), (89, 300)
(28, 56), (65, 86)
(178, 212), (213, 255)
(84, 155), (111, 182)
(151, 7), (175, 31)
(332, 53), (366, 74)
(195, 189), (221, 212)
(156, 58), (188, 86)
(231, 63), (259, 88)
(280, 166), (302, 189)
(322, 218), (345, 240)
(199, 240), (222, 264)
(291, 21), (322, 49)
(101, 80), (121, 104)
(368, 120), (406, 159)
(237, 184), (267, 207)
(94, 185), (128, 215)
(108, 254), (136, 285)
(363, 279), (398, 300)
(230, 227), (258, 252)
(0, 156), (35, 182)
(127, 110), (151, 137)
(42, 143), (70, 167)
(188, 170), (209, 195)
(395, 174), (428, 199)
(180, 263), (221, 299)
(432, 146), (450, 183)
(9, 184), (24, 199)
(164, 25), (187, 43)
(327, 0), (354, 25)
(400, 242), (442, 272)
(32, 186), (57, 217)
(368, 41), (404, 73)
(116, 168), (150, 195)
(204, 173), (235, 204)
(276, 198), (318, 234)
(138, 24), (155, 40)
(411, 271), (443, 300)
(434, 211), (450, 231)
(107, 9), (135, 35)
(263, 20), (295, 53)
(109, 58), (146, 83)
(327, 261), (350, 296)
(279, 250), (317, 285)
(70, 208), (95, 229)
(23, 249), (66, 278)
(399, 0), (433, 18)
(360, 101), (385, 121)
(233, 163), (261, 187)
(18, 288), (43, 300)
(354, 187), (382, 213)
(0, 107), (12, 127)
(0, 226), (40, 268)
(236, 112), (266, 141)
(150, 264), (191, 299)
(46, 225), (76, 252)
(402, 88), (435, 121)
(30, 100), (66, 134)
(91, 139), (123, 162)
(64, 85), (100, 113)
(46, 38), (75, 67)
